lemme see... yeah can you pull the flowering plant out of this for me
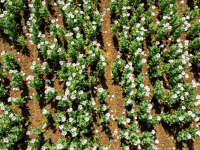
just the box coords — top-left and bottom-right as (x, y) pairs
(140, 131), (154, 150)
(152, 80), (165, 100)
(9, 97), (25, 107)
(99, 113), (110, 124)
(88, 76), (96, 86)
(11, 71), (23, 88)
(137, 99), (159, 127)
(41, 62), (52, 74)
(28, 76), (43, 89)
(0, 68), (6, 81)
(177, 128), (200, 142)
(42, 108), (51, 117)
(30, 61), (42, 75)
(0, 85), (7, 97)
(2, 52), (17, 71)
(97, 88), (108, 102)
(44, 86), (58, 100)
(112, 57), (126, 82)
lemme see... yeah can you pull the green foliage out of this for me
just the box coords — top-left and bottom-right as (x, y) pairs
(112, 57), (126, 82)
(2, 52), (17, 71)
(112, 22), (118, 35)
(11, 71), (24, 88)
(0, 85), (7, 97)
(189, 36), (200, 49)
(99, 114), (110, 124)
(152, 80), (165, 100)
(129, 16), (137, 28)
(135, 4), (145, 19)
(29, 76), (43, 89)
(170, 26), (184, 42)
(31, 127), (42, 135)
(109, 0), (116, 13)
(192, 52), (200, 64)
(0, 68), (6, 81)
(137, 99), (159, 127)
(39, 6), (50, 20)
(41, 62), (52, 74)
(16, 36), (26, 46)
(96, 60), (106, 76)
(145, 9), (153, 26)
(140, 131), (154, 150)
(42, 108), (51, 117)
(11, 97), (25, 107)
(177, 128), (200, 142)
(28, 137), (41, 149)
(155, 27), (168, 41)
(44, 87), (58, 100)
(97, 88), (108, 102)
(161, 109), (200, 124)
(187, 8), (199, 22)
(187, 21), (200, 36)
(88, 76), (96, 86)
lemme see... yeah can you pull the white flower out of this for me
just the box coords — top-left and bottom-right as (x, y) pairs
(57, 144), (63, 149)
(151, 130), (155, 135)
(126, 118), (131, 123)
(62, 117), (66, 122)
(152, 6), (156, 9)
(157, 116), (161, 121)
(79, 90), (83, 95)
(78, 105), (83, 110)
(82, 101), (87, 105)
(122, 120), (126, 125)
(82, 139), (87, 145)
(141, 17), (145, 21)
(179, 116), (184, 121)
(30, 65), (35, 70)
(172, 94), (177, 99)
(56, 96), (61, 100)
(188, 111), (192, 115)
(187, 134), (191, 139)
(68, 108), (73, 112)
(69, 118), (73, 122)
(85, 117), (89, 122)
(98, 88), (104, 93)
(31, 139), (35, 143)
(62, 131), (67, 136)
(71, 127), (77, 132)
(155, 139), (159, 144)
(26, 130), (30, 135)
(196, 131), (200, 136)
(182, 106), (186, 110)
(71, 95), (76, 100)
(195, 117), (199, 122)
(142, 59), (146, 63)
(42, 123), (47, 129)
(156, 53), (160, 58)
(127, 99), (132, 104)
(4, 138), (9, 143)
(42, 109), (47, 114)
(148, 115), (152, 120)
(72, 132), (77, 137)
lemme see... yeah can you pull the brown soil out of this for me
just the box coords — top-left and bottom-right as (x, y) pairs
(0, 0), (200, 150)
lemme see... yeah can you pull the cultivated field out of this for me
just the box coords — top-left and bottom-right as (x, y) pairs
(0, 0), (200, 149)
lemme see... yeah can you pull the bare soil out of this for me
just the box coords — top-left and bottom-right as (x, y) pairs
(0, 0), (200, 149)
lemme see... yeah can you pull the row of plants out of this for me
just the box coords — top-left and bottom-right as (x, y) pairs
(109, 0), (200, 148)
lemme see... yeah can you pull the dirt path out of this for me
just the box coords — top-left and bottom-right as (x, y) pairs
(93, 1), (125, 149)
